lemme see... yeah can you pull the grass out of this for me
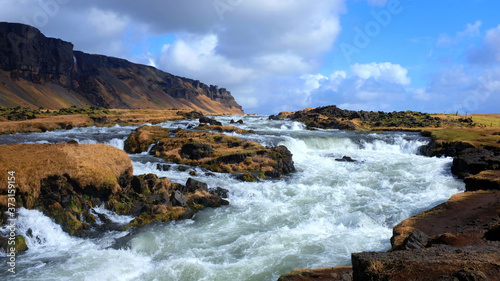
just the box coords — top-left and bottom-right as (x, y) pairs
(0, 107), (195, 134)
(426, 127), (500, 147)
(0, 143), (133, 209)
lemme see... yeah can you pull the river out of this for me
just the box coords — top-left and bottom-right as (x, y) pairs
(0, 115), (464, 281)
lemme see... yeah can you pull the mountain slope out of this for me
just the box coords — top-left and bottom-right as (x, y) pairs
(0, 22), (243, 114)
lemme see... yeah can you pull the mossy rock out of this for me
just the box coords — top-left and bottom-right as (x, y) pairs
(124, 125), (170, 154)
(238, 172), (258, 182)
(15, 235), (28, 252)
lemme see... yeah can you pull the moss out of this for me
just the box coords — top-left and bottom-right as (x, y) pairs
(15, 235), (28, 252)
(239, 172), (258, 182)
(124, 207), (185, 230)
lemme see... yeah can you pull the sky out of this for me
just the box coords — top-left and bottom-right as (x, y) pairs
(1, 0), (499, 114)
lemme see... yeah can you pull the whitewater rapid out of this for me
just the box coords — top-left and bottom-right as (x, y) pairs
(0, 115), (464, 281)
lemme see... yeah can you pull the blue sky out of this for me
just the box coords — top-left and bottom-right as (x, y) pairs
(1, 0), (499, 114)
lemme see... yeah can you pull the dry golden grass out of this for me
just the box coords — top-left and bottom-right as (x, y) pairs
(0, 114), (95, 134)
(0, 143), (132, 208)
(0, 109), (199, 134)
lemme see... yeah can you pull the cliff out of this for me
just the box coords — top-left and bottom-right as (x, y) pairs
(0, 22), (243, 114)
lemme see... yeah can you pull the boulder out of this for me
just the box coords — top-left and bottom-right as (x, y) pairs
(451, 148), (500, 178)
(199, 116), (222, 126)
(184, 178), (209, 193)
(170, 190), (187, 207)
(124, 125), (169, 154)
(335, 156), (357, 162)
(180, 142), (214, 160)
(209, 187), (229, 199)
(464, 170), (500, 191)
(156, 164), (171, 171)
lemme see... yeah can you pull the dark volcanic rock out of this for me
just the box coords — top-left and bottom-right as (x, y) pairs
(184, 178), (209, 193)
(199, 116), (222, 126)
(396, 229), (430, 250)
(209, 187), (229, 199)
(170, 190), (187, 207)
(265, 145), (296, 178)
(419, 139), (476, 157)
(352, 246), (500, 281)
(335, 156), (357, 162)
(180, 142), (214, 160)
(451, 148), (500, 178)
(156, 164), (171, 171)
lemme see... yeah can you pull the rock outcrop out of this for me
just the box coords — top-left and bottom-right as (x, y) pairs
(0, 22), (243, 114)
(0, 143), (228, 237)
(270, 106), (444, 130)
(125, 125), (296, 179)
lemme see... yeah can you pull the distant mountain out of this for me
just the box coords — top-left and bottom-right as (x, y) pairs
(0, 22), (244, 114)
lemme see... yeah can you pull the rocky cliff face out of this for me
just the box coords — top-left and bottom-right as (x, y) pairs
(0, 22), (243, 114)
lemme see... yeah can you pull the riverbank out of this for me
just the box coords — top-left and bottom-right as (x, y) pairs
(276, 106), (500, 281)
(0, 106), (223, 135)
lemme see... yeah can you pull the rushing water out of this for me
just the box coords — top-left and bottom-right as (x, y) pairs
(0, 115), (464, 281)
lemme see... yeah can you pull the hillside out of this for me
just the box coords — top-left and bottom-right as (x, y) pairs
(0, 22), (243, 114)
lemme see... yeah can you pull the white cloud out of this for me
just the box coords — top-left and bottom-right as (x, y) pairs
(436, 20), (482, 47)
(412, 88), (431, 101)
(158, 34), (253, 85)
(87, 8), (128, 37)
(350, 62), (411, 85)
(458, 20), (482, 37)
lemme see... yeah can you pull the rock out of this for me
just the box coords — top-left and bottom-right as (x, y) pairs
(170, 190), (187, 207)
(278, 266), (353, 281)
(199, 116), (222, 126)
(484, 223), (500, 241)
(464, 170), (500, 191)
(131, 176), (148, 194)
(149, 128), (295, 179)
(238, 172), (258, 182)
(151, 205), (168, 215)
(391, 191), (500, 250)
(396, 229), (430, 250)
(15, 235), (28, 252)
(352, 247), (499, 281)
(177, 166), (188, 172)
(451, 148), (500, 178)
(156, 164), (171, 171)
(124, 125), (169, 154)
(189, 170), (197, 176)
(0, 144), (230, 236)
(419, 140), (475, 157)
(209, 187), (229, 198)
(264, 145), (296, 178)
(180, 142), (214, 160)
(185, 178), (209, 193)
(335, 156), (357, 162)
(178, 111), (204, 119)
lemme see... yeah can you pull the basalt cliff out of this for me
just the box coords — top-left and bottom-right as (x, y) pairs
(0, 22), (243, 114)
